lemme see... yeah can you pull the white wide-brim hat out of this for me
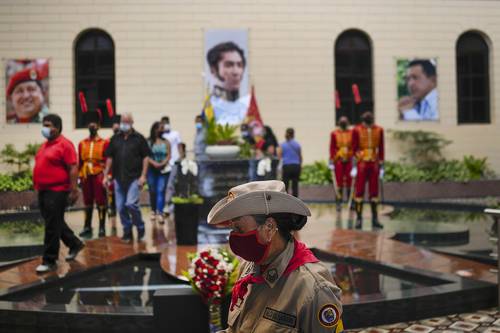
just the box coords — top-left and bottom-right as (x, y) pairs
(207, 180), (311, 225)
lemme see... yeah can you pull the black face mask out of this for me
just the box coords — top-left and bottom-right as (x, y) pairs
(89, 127), (98, 137)
(113, 128), (120, 134)
(363, 116), (374, 125)
(339, 122), (348, 130)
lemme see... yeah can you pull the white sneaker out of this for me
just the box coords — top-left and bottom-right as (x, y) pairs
(150, 213), (157, 222)
(36, 262), (57, 273)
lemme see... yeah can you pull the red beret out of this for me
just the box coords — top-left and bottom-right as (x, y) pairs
(6, 68), (42, 96)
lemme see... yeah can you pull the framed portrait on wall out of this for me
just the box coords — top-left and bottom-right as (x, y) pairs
(204, 29), (249, 125)
(397, 58), (438, 121)
(6, 59), (49, 124)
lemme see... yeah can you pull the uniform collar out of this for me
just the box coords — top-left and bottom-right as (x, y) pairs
(258, 240), (295, 288)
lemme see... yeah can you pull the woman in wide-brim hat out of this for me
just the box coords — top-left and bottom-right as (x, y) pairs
(208, 180), (344, 333)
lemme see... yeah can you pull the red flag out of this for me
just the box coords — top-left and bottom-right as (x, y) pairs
(78, 92), (88, 113)
(96, 108), (103, 122)
(352, 84), (361, 105)
(246, 86), (263, 126)
(106, 99), (114, 118)
(335, 90), (341, 109)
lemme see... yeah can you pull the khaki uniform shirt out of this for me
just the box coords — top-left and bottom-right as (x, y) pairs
(221, 240), (343, 333)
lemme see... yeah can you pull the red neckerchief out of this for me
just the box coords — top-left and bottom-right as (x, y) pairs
(230, 239), (319, 311)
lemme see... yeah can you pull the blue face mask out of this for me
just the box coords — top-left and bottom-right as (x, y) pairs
(120, 123), (131, 132)
(195, 123), (203, 130)
(41, 126), (52, 139)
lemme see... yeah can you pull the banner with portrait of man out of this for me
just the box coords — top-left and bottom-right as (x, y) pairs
(397, 58), (438, 121)
(5, 59), (49, 124)
(204, 29), (249, 125)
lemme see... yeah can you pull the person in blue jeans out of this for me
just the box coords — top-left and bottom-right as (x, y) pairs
(147, 121), (171, 224)
(278, 127), (303, 197)
(103, 113), (151, 242)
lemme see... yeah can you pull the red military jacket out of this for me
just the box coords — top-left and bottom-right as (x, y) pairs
(78, 136), (109, 178)
(351, 124), (384, 162)
(329, 129), (353, 163)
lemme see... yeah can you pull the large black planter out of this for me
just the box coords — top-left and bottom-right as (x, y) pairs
(174, 203), (200, 245)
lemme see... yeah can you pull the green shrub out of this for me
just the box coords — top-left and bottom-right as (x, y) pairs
(301, 157), (495, 185)
(0, 172), (33, 192)
(300, 161), (332, 185)
(1, 143), (40, 176)
(384, 157), (494, 182)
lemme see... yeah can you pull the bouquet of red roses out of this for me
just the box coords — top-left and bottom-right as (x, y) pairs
(183, 248), (239, 331)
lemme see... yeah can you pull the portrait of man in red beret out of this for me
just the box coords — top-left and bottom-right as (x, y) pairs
(6, 59), (50, 124)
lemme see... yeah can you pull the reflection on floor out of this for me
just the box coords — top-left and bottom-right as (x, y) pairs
(347, 309), (500, 333)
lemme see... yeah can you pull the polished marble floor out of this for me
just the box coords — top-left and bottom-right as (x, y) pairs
(0, 205), (497, 328)
(347, 308), (500, 333)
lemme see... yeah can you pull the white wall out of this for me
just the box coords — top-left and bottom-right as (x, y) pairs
(0, 0), (499, 171)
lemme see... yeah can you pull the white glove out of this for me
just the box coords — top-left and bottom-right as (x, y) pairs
(328, 162), (335, 171)
(379, 167), (385, 180)
(350, 167), (358, 178)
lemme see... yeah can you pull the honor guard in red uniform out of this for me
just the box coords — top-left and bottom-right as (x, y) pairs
(351, 112), (384, 229)
(78, 111), (109, 237)
(329, 116), (354, 212)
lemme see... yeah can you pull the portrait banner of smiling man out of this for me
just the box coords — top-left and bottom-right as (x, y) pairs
(397, 58), (439, 122)
(5, 59), (49, 124)
(204, 29), (250, 125)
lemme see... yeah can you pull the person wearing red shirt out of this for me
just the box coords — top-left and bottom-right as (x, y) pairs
(33, 114), (84, 273)
(351, 112), (384, 230)
(78, 111), (109, 238)
(329, 116), (354, 214)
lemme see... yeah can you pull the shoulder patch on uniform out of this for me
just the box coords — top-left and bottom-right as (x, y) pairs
(318, 303), (340, 328)
(263, 307), (296, 328)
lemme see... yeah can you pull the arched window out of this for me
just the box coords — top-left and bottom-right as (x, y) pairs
(335, 29), (373, 124)
(456, 31), (490, 124)
(75, 29), (115, 128)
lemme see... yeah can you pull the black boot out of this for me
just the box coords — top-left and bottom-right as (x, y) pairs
(79, 206), (93, 238)
(371, 200), (383, 229)
(354, 200), (363, 229)
(98, 205), (107, 237)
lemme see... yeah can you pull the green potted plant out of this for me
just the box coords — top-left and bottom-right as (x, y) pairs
(204, 118), (240, 159)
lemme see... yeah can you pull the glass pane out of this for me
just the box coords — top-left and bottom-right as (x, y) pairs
(77, 53), (95, 75)
(96, 52), (114, 74)
(97, 79), (114, 100)
(336, 32), (370, 51)
(458, 33), (488, 54)
(458, 77), (471, 97)
(472, 77), (486, 97)
(470, 54), (486, 74)
(471, 100), (486, 122)
(97, 36), (113, 50)
(77, 36), (95, 51)
(456, 55), (468, 73)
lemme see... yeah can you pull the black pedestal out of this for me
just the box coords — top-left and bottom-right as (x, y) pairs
(174, 203), (200, 245)
(153, 285), (230, 333)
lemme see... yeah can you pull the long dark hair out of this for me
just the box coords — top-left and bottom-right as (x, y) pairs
(149, 121), (162, 145)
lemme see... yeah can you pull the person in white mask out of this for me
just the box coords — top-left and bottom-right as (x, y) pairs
(160, 116), (182, 215)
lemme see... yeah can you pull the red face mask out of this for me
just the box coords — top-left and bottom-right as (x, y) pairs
(229, 229), (271, 264)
